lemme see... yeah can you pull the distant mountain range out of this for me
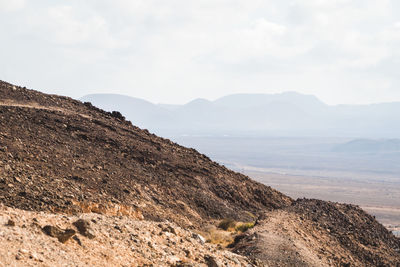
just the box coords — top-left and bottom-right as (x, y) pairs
(80, 92), (400, 138)
(333, 138), (400, 153)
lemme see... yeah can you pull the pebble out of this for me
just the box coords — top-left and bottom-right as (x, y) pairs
(6, 219), (16, 226)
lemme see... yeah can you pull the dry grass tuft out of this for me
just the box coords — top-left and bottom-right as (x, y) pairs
(199, 225), (234, 247)
(235, 222), (255, 232)
(201, 219), (255, 247)
(218, 218), (237, 231)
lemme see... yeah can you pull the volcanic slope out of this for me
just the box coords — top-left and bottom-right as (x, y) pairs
(0, 80), (291, 227)
(1, 80), (399, 267)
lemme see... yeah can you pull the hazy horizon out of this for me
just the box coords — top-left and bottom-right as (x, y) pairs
(2, 1), (400, 105)
(81, 91), (400, 106)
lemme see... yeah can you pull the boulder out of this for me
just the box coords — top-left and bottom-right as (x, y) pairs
(73, 219), (95, 239)
(42, 225), (76, 243)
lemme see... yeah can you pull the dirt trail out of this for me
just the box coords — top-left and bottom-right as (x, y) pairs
(0, 100), (92, 119)
(233, 199), (400, 267)
(253, 210), (331, 266)
(233, 210), (332, 266)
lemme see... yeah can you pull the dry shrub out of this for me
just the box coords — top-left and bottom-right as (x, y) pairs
(200, 219), (255, 247)
(218, 218), (237, 231)
(199, 226), (234, 247)
(235, 222), (255, 233)
(244, 211), (257, 219)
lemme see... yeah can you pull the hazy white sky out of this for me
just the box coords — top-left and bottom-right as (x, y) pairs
(1, 0), (400, 105)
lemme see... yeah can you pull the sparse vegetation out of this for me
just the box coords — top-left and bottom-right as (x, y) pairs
(203, 230), (234, 247)
(203, 219), (255, 247)
(218, 219), (255, 233)
(235, 222), (255, 232)
(218, 218), (236, 231)
(244, 211), (257, 219)
(198, 225), (234, 247)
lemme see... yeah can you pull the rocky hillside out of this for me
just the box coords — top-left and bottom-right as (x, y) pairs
(0, 80), (291, 228)
(232, 199), (400, 266)
(0, 80), (399, 266)
(0, 204), (252, 266)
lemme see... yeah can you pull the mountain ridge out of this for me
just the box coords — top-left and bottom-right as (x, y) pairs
(81, 92), (400, 138)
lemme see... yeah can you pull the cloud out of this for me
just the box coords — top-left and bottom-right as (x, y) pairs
(1, 0), (400, 105)
(22, 4), (124, 51)
(0, 0), (25, 12)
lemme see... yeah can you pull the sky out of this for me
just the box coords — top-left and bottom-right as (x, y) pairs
(1, 0), (400, 105)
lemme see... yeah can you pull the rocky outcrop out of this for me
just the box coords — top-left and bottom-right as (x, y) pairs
(42, 225), (76, 243)
(73, 219), (95, 239)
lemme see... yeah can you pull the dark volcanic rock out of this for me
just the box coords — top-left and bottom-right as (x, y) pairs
(204, 255), (221, 267)
(42, 225), (76, 243)
(73, 219), (95, 239)
(288, 199), (400, 266)
(6, 219), (15, 226)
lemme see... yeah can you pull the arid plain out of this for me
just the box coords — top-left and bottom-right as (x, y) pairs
(173, 136), (400, 236)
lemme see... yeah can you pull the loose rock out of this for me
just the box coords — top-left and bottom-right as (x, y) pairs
(205, 255), (221, 267)
(73, 219), (95, 239)
(6, 219), (15, 226)
(192, 233), (206, 245)
(42, 225), (76, 243)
